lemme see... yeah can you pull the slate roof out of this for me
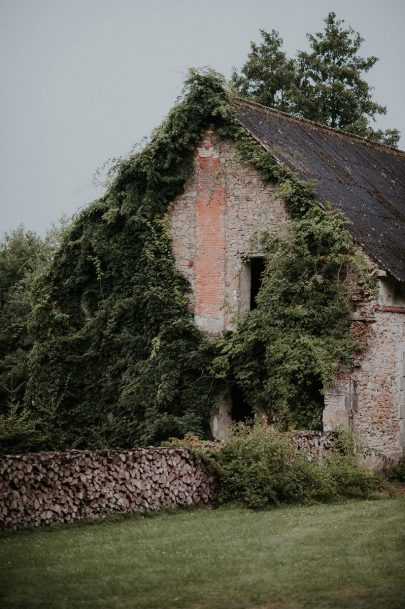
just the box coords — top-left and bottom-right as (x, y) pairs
(233, 97), (405, 282)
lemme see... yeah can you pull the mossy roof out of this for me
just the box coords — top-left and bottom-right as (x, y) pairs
(233, 97), (405, 282)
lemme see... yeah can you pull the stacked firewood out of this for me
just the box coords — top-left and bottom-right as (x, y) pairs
(0, 447), (215, 530)
(291, 431), (337, 459)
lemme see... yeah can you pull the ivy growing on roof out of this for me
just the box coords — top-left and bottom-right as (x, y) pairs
(22, 70), (371, 450)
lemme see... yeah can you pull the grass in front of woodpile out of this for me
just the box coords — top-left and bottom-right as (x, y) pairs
(0, 497), (404, 609)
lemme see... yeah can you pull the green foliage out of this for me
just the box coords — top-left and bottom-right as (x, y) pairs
(162, 432), (216, 451)
(27, 70), (231, 450)
(162, 433), (220, 463)
(231, 29), (296, 111)
(0, 403), (49, 454)
(214, 132), (362, 428)
(0, 226), (60, 411)
(387, 457), (405, 483)
(295, 12), (399, 145)
(232, 12), (400, 146)
(213, 424), (384, 509)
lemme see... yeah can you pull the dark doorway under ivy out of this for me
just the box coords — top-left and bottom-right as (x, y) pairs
(230, 384), (253, 422)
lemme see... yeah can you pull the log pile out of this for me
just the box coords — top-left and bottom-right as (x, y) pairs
(291, 430), (337, 459)
(0, 447), (215, 530)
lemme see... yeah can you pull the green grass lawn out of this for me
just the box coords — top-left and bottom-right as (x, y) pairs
(0, 497), (404, 609)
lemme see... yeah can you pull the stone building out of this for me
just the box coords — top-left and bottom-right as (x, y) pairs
(168, 97), (405, 463)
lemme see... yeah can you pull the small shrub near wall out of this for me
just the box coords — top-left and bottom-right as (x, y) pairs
(387, 457), (405, 483)
(209, 424), (385, 509)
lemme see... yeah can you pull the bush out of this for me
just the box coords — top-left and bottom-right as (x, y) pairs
(0, 404), (49, 454)
(212, 423), (384, 509)
(387, 457), (405, 483)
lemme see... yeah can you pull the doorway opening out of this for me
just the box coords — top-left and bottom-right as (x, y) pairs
(230, 384), (253, 422)
(296, 373), (325, 430)
(250, 257), (265, 310)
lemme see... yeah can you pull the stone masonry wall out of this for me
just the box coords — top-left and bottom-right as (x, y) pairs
(324, 274), (405, 464)
(168, 129), (290, 334)
(0, 447), (215, 530)
(168, 127), (405, 462)
(352, 310), (404, 463)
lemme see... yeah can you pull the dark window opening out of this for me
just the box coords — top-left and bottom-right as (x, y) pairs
(295, 373), (324, 430)
(250, 257), (265, 310)
(231, 384), (253, 422)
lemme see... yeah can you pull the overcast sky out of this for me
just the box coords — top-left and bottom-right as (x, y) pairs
(1, 0), (404, 235)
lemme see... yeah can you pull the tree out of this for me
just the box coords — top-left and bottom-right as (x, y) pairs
(295, 12), (399, 145)
(0, 223), (66, 411)
(0, 223), (72, 452)
(232, 13), (400, 147)
(0, 227), (45, 409)
(231, 30), (296, 112)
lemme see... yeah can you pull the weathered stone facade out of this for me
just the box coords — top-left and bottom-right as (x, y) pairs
(168, 128), (405, 463)
(324, 274), (405, 464)
(168, 130), (289, 334)
(169, 130), (290, 437)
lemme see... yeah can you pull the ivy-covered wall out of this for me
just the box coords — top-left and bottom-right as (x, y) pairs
(24, 70), (373, 450)
(168, 121), (367, 431)
(27, 71), (234, 450)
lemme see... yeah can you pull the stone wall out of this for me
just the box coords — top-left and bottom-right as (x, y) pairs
(168, 129), (291, 436)
(168, 126), (405, 461)
(0, 447), (215, 530)
(324, 273), (405, 464)
(168, 129), (290, 334)
(352, 309), (404, 464)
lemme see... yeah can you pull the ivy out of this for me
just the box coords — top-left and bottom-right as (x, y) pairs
(27, 70), (230, 449)
(213, 128), (372, 429)
(24, 69), (371, 449)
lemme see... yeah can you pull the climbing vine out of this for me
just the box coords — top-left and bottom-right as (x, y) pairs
(27, 70), (232, 449)
(23, 69), (372, 449)
(211, 127), (372, 429)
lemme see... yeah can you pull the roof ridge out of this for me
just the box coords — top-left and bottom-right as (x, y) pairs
(231, 96), (405, 158)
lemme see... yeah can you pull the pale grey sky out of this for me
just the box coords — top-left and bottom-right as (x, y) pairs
(1, 0), (404, 234)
